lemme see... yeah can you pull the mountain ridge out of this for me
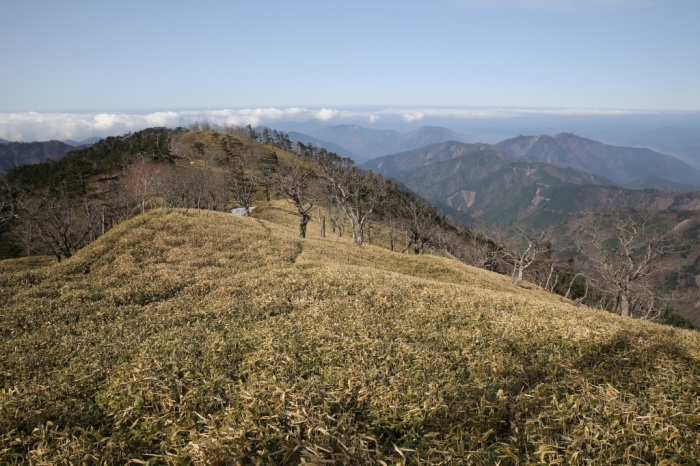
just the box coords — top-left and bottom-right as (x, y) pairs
(0, 140), (76, 171)
(271, 124), (472, 160)
(496, 132), (700, 188)
(362, 140), (700, 229)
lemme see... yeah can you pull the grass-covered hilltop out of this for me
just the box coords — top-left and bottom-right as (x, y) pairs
(2, 125), (700, 464)
(1, 209), (700, 464)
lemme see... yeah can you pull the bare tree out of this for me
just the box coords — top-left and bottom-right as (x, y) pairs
(453, 223), (500, 270)
(227, 152), (258, 216)
(159, 166), (193, 210)
(398, 196), (442, 254)
(276, 160), (316, 238)
(321, 157), (385, 245)
(575, 209), (678, 319)
(18, 189), (95, 262)
(0, 172), (21, 227)
(121, 161), (163, 214)
(486, 226), (551, 286)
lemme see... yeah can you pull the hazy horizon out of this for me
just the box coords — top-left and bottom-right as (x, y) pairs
(2, 1), (699, 154)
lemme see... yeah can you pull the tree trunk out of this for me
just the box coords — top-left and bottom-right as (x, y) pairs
(512, 264), (524, 286)
(317, 207), (325, 238)
(565, 273), (583, 299)
(544, 264), (555, 291)
(299, 213), (310, 238)
(354, 228), (364, 245)
(619, 293), (630, 317)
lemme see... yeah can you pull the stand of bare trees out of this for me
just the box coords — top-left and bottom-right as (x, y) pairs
(16, 189), (97, 262)
(575, 209), (679, 319)
(317, 154), (385, 245)
(397, 195), (444, 254)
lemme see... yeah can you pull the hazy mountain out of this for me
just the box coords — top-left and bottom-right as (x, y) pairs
(392, 126), (472, 153)
(495, 132), (700, 188)
(286, 131), (361, 162)
(280, 124), (472, 160)
(0, 138), (9, 145)
(63, 137), (102, 147)
(362, 141), (700, 230)
(0, 140), (75, 171)
(580, 126), (700, 168)
(307, 125), (402, 159)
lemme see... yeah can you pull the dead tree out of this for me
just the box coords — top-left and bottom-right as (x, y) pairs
(122, 161), (162, 214)
(276, 160), (316, 238)
(490, 226), (551, 286)
(18, 189), (95, 262)
(0, 173), (21, 227)
(575, 209), (678, 319)
(227, 152), (258, 216)
(398, 196), (443, 254)
(316, 154), (386, 245)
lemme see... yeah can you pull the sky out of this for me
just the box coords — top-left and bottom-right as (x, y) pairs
(1, 0), (699, 141)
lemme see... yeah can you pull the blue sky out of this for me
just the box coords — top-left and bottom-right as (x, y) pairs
(1, 0), (699, 140)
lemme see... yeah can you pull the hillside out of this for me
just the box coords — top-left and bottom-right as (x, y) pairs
(0, 140), (76, 171)
(362, 141), (630, 227)
(2, 209), (700, 463)
(495, 133), (700, 188)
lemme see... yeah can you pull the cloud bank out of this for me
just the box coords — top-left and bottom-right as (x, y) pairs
(0, 107), (686, 142)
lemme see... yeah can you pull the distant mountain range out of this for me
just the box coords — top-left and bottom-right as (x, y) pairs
(279, 124), (700, 191)
(0, 137), (103, 171)
(270, 125), (472, 164)
(495, 132), (700, 187)
(362, 141), (700, 230)
(584, 126), (700, 169)
(63, 137), (102, 147)
(285, 132), (360, 161)
(0, 140), (77, 172)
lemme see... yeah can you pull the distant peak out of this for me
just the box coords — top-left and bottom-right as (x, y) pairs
(554, 132), (579, 139)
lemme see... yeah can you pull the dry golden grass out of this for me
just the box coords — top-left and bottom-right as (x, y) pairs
(1, 209), (700, 464)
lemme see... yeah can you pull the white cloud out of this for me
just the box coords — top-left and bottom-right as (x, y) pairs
(315, 108), (339, 121)
(0, 108), (333, 142)
(0, 107), (689, 142)
(403, 111), (426, 122)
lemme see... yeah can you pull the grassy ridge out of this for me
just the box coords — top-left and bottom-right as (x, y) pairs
(1, 210), (700, 464)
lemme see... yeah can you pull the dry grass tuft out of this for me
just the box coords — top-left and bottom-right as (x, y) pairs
(1, 209), (700, 464)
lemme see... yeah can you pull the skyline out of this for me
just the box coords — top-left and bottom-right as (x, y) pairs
(1, 0), (699, 113)
(3, 106), (700, 143)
